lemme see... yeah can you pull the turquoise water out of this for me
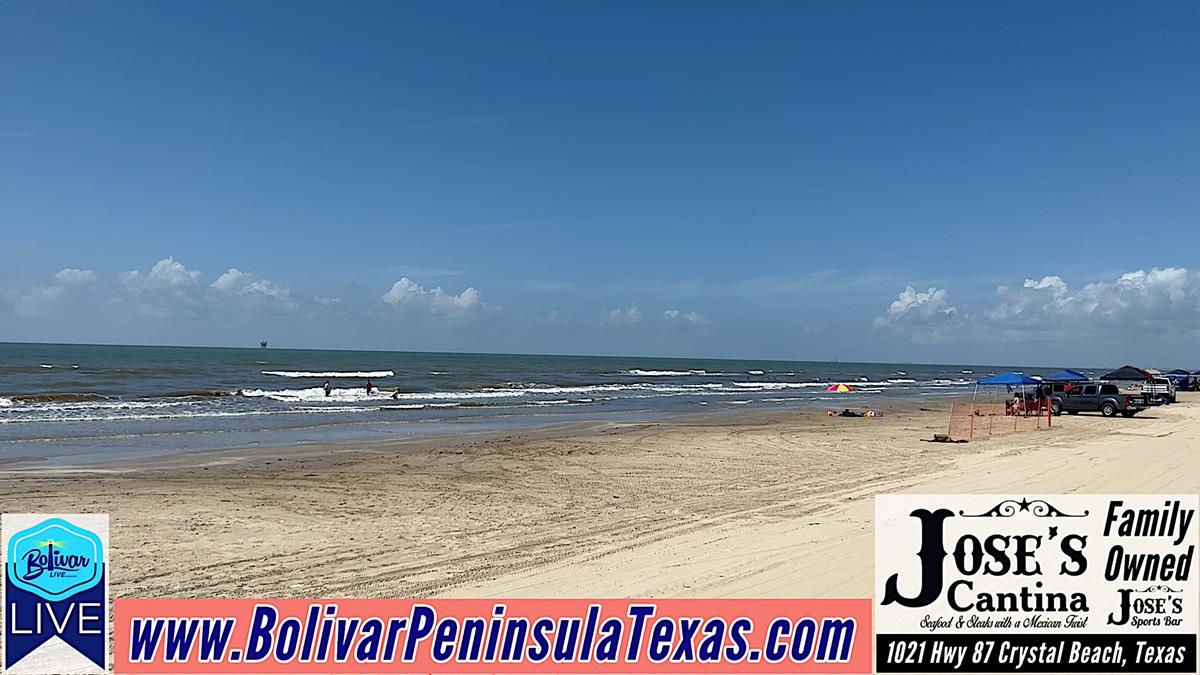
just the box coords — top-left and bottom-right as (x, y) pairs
(0, 342), (1067, 466)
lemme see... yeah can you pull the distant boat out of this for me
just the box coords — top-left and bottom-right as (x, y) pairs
(260, 341), (268, 349)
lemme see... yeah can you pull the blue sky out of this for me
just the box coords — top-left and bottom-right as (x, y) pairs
(2, 1), (1198, 365)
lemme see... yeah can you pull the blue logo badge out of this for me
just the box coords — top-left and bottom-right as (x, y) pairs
(5, 514), (108, 672)
(7, 517), (104, 601)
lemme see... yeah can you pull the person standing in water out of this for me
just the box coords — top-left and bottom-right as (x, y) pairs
(365, 379), (373, 394)
(323, 380), (332, 397)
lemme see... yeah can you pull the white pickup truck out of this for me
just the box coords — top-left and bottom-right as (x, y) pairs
(1114, 376), (1176, 404)
(1142, 376), (1177, 403)
(1101, 366), (1177, 405)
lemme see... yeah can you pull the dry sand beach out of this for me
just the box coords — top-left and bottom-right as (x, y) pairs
(0, 397), (1197, 601)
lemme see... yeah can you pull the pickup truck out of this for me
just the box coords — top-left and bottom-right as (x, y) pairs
(1142, 377), (1177, 404)
(1050, 383), (1147, 417)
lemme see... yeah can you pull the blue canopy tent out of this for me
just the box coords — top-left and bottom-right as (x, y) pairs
(949, 372), (1051, 439)
(973, 372), (1045, 418)
(1044, 369), (1090, 383)
(1166, 369), (1191, 390)
(977, 372), (1041, 386)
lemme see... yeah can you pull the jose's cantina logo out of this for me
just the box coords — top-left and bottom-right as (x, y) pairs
(881, 505), (1089, 616)
(881, 499), (1194, 627)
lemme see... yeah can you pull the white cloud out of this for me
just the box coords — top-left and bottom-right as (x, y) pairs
(119, 256), (200, 290)
(381, 278), (424, 305)
(115, 257), (297, 317)
(1028, 275), (1069, 294)
(9, 269), (98, 316)
(873, 286), (958, 344)
(607, 304), (641, 325)
(241, 279), (292, 303)
(874, 286), (956, 326)
(9, 260), (515, 335)
(117, 258), (207, 318)
(1085, 268), (1193, 321)
(11, 285), (64, 317)
(989, 268), (1197, 328)
(54, 268), (96, 284)
(878, 268), (1200, 344)
(147, 257), (200, 288)
(381, 277), (490, 318)
(211, 268), (245, 292)
(663, 309), (709, 325)
(210, 267), (292, 303)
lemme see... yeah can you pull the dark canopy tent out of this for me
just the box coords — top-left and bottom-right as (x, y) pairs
(1099, 365), (1151, 381)
(1044, 369), (1091, 383)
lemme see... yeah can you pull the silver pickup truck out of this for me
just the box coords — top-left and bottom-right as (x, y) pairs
(1050, 383), (1148, 417)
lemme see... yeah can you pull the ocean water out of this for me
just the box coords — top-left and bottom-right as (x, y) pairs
(0, 342), (1037, 466)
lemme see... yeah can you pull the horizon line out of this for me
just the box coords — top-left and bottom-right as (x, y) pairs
(0, 339), (1115, 372)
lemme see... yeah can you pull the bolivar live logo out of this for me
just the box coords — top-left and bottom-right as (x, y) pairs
(3, 514), (108, 674)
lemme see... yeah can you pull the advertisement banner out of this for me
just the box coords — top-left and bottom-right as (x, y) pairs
(114, 597), (870, 674)
(875, 494), (1197, 673)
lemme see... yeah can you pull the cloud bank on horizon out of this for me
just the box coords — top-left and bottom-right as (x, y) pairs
(3, 256), (1198, 366)
(875, 268), (1200, 354)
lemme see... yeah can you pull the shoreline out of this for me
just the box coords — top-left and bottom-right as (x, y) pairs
(0, 342), (999, 467)
(0, 397), (947, 473)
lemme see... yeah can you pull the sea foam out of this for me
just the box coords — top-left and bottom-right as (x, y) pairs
(262, 370), (395, 378)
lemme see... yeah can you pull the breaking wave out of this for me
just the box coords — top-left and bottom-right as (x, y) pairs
(262, 370), (395, 378)
(161, 390), (236, 398)
(731, 381), (827, 389)
(239, 382), (703, 404)
(1, 363), (979, 429)
(10, 392), (111, 403)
